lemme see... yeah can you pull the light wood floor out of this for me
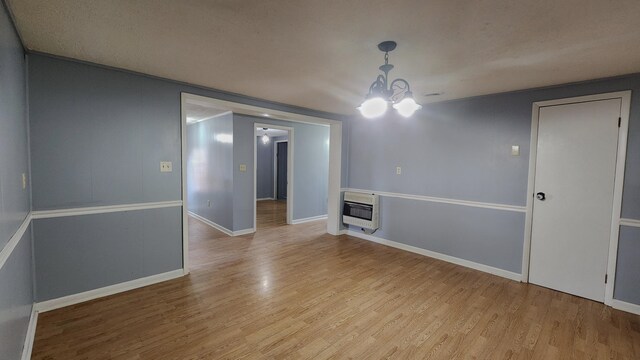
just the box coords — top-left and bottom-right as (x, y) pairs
(32, 201), (640, 359)
(256, 199), (287, 229)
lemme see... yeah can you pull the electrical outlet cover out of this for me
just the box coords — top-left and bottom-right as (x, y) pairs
(160, 161), (172, 172)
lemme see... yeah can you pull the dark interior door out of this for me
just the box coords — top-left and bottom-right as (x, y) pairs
(276, 142), (288, 200)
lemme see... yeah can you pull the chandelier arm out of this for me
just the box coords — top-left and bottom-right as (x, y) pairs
(389, 78), (411, 93)
(368, 74), (388, 97)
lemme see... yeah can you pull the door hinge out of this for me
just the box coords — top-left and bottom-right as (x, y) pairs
(605, 274), (608, 284)
(618, 117), (621, 127)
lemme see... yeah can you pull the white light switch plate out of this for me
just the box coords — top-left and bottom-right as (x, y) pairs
(396, 166), (402, 175)
(239, 164), (247, 172)
(160, 161), (172, 172)
(22, 173), (26, 189)
(511, 145), (520, 156)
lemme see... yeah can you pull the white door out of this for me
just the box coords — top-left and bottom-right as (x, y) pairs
(529, 98), (621, 302)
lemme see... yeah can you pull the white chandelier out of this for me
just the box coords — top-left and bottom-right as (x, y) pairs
(358, 41), (422, 118)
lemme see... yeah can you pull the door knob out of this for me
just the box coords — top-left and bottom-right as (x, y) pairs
(536, 192), (546, 201)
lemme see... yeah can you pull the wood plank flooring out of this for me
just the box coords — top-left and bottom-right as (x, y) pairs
(255, 199), (287, 229)
(32, 201), (640, 359)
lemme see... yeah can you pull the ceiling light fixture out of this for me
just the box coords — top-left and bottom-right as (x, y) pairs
(358, 41), (422, 118)
(261, 128), (270, 144)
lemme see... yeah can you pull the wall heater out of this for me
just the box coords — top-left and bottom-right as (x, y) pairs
(342, 191), (379, 230)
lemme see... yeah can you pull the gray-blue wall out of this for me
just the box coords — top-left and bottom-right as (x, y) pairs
(256, 136), (275, 199)
(26, 53), (344, 301)
(234, 114), (329, 229)
(33, 208), (182, 301)
(186, 114), (234, 230)
(347, 73), (640, 304)
(0, 2), (33, 358)
(28, 55), (185, 301)
(0, 226), (34, 359)
(614, 226), (640, 304)
(28, 57), (182, 210)
(0, 2), (29, 249)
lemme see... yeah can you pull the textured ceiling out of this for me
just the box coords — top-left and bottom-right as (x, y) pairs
(9, 0), (640, 115)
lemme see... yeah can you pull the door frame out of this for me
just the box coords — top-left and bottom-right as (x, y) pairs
(255, 124), (293, 225)
(521, 90), (631, 306)
(273, 139), (289, 201)
(180, 92), (343, 274)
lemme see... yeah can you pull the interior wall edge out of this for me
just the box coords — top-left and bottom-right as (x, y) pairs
(0, 0), (27, 51)
(20, 306), (37, 360)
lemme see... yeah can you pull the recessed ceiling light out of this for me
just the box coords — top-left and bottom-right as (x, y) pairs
(262, 113), (271, 117)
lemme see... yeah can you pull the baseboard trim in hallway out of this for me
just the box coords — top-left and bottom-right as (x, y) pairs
(188, 211), (255, 236)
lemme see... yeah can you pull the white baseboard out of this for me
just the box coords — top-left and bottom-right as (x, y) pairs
(188, 211), (233, 236)
(188, 211), (254, 236)
(35, 269), (184, 313)
(233, 228), (255, 236)
(21, 306), (38, 360)
(291, 214), (328, 224)
(611, 299), (640, 315)
(256, 197), (275, 201)
(345, 230), (522, 282)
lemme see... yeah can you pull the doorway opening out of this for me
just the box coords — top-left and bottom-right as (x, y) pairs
(255, 124), (292, 229)
(180, 92), (343, 274)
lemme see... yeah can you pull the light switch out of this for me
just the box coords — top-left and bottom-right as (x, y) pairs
(239, 164), (247, 172)
(396, 166), (402, 175)
(160, 161), (172, 172)
(511, 145), (520, 156)
(21, 173), (26, 189)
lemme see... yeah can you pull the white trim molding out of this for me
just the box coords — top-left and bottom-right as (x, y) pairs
(32, 200), (183, 219)
(232, 228), (255, 236)
(292, 215), (328, 225)
(188, 211), (233, 236)
(21, 306), (38, 360)
(0, 213), (32, 271)
(256, 197), (275, 201)
(341, 188), (526, 213)
(345, 230), (522, 282)
(611, 299), (640, 316)
(35, 269), (184, 313)
(188, 211), (255, 237)
(620, 218), (640, 228)
(521, 90), (632, 307)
